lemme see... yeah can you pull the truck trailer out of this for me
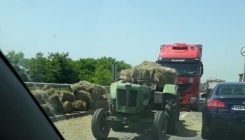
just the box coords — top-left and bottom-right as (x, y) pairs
(156, 43), (204, 111)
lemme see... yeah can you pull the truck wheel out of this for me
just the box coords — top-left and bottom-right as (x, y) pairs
(111, 122), (124, 131)
(152, 111), (168, 140)
(165, 95), (178, 134)
(91, 108), (110, 139)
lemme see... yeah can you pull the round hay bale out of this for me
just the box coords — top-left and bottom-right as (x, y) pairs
(41, 104), (54, 117)
(63, 101), (73, 113)
(46, 88), (56, 96)
(48, 93), (64, 113)
(31, 90), (46, 104)
(74, 90), (92, 103)
(41, 85), (52, 91)
(58, 91), (75, 102)
(72, 100), (86, 111)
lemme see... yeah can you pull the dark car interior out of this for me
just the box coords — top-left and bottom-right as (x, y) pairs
(0, 51), (64, 140)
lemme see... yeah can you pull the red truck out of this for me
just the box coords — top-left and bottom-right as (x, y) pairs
(156, 43), (204, 111)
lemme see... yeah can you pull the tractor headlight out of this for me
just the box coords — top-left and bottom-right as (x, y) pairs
(107, 98), (114, 104)
(142, 99), (149, 106)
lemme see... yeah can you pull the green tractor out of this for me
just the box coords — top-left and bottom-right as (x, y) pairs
(91, 80), (180, 140)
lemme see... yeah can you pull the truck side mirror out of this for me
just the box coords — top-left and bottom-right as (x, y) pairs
(200, 62), (203, 77)
(201, 67), (203, 75)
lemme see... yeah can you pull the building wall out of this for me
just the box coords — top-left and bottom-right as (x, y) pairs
(239, 74), (245, 82)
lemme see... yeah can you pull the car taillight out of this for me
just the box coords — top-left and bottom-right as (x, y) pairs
(206, 99), (225, 109)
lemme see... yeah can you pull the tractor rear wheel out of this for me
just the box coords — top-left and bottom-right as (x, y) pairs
(152, 111), (168, 140)
(165, 94), (178, 134)
(91, 108), (110, 139)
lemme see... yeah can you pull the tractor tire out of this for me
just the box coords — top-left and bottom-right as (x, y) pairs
(152, 111), (168, 140)
(111, 122), (125, 131)
(165, 94), (178, 134)
(91, 108), (110, 139)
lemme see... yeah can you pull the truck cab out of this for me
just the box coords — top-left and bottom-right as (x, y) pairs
(156, 43), (204, 111)
(203, 78), (225, 96)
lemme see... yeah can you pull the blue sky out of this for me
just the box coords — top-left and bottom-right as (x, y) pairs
(0, 0), (245, 82)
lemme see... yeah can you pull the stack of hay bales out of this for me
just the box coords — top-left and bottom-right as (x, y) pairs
(31, 86), (76, 116)
(119, 61), (177, 88)
(57, 91), (75, 113)
(30, 80), (111, 117)
(31, 89), (55, 117)
(70, 81), (109, 110)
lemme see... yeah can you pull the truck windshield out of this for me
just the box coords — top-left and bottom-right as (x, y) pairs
(160, 63), (198, 76)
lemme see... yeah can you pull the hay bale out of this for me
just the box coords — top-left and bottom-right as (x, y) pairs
(119, 61), (177, 88)
(58, 91), (75, 102)
(46, 88), (56, 96)
(74, 90), (92, 103)
(48, 93), (64, 113)
(119, 69), (133, 81)
(91, 85), (107, 101)
(31, 90), (46, 104)
(41, 85), (52, 91)
(41, 104), (54, 117)
(70, 81), (95, 93)
(63, 101), (73, 113)
(82, 101), (87, 111)
(71, 80), (107, 101)
(72, 100), (86, 111)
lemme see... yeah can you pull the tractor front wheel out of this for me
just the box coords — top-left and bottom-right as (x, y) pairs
(91, 108), (110, 139)
(152, 111), (168, 140)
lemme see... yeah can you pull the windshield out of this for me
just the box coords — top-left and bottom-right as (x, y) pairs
(1, 1), (245, 139)
(160, 63), (199, 76)
(216, 85), (245, 95)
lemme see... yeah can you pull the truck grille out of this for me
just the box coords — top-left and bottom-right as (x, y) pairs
(178, 83), (192, 92)
(117, 89), (126, 106)
(128, 90), (137, 107)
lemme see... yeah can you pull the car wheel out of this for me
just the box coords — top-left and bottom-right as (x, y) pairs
(201, 124), (212, 139)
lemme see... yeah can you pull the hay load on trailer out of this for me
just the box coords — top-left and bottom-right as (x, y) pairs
(119, 61), (177, 87)
(91, 61), (180, 140)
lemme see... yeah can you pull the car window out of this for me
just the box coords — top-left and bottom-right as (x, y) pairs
(216, 85), (245, 95)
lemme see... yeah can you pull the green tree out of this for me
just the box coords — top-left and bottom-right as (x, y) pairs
(28, 52), (55, 82)
(4, 51), (29, 81)
(47, 52), (79, 83)
(93, 65), (112, 86)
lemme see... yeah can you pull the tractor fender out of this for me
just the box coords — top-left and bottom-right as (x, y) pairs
(162, 84), (178, 96)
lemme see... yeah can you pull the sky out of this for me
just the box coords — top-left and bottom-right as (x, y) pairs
(0, 0), (245, 83)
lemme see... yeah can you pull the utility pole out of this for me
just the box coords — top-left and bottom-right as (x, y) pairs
(240, 46), (245, 82)
(111, 63), (117, 82)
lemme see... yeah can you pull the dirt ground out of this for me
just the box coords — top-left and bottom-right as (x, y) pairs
(54, 111), (202, 140)
(54, 114), (93, 140)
